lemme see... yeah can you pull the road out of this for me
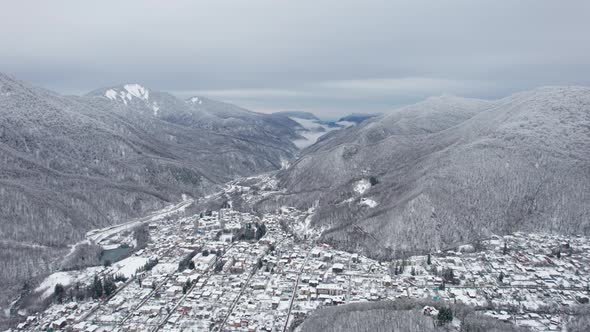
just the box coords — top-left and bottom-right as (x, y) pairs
(283, 251), (311, 332)
(216, 266), (257, 331)
(86, 199), (193, 244)
(153, 243), (235, 332)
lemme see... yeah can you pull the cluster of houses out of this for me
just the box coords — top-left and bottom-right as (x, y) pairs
(10, 202), (590, 332)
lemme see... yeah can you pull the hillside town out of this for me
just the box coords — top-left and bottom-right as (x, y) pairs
(8, 199), (590, 332)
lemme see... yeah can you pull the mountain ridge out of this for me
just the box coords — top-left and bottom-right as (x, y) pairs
(267, 86), (590, 259)
(0, 73), (302, 301)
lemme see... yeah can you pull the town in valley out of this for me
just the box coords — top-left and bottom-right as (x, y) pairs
(9, 180), (589, 332)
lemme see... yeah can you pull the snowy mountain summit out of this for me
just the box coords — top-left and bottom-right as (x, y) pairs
(95, 83), (161, 115)
(104, 83), (150, 103)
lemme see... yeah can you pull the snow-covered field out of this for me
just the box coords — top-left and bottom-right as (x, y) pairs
(35, 255), (152, 299)
(35, 267), (102, 299)
(111, 256), (150, 279)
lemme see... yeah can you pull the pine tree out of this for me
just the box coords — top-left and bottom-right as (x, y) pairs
(54, 283), (65, 303)
(92, 275), (103, 299)
(75, 282), (85, 301)
(103, 276), (116, 297)
(182, 279), (192, 294)
(427, 253), (431, 265)
(437, 307), (453, 325)
(369, 176), (379, 186)
(503, 242), (508, 255)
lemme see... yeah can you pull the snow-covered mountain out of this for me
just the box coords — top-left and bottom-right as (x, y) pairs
(88, 85), (301, 147)
(0, 73), (300, 292)
(269, 87), (590, 259)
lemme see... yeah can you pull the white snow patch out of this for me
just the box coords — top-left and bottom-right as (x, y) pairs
(354, 179), (371, 195)
(151, 263), (177, 276)
(112, 256), (150, 279)
(291, 208), (321, 238)
(280, 158), (290, 169)
(360, 197), (378, 208)
(101, 243), (121, 250)
(36, 272), (73, 298)
(105, 89), (118, 100)
(124, 84), (149, 101)
(189, 96), (203, 104)
(341, 197), (355, 204)
(35, 267), (102, 299)
(152, 102), (160, 116)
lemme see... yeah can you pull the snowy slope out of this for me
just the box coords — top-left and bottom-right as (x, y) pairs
(275, 87), (590, 259)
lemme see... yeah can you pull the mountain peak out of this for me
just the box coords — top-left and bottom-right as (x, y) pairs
(103, 83), (150, 103)
(86, 83), (162, 115)
(187, 96), (204, 105)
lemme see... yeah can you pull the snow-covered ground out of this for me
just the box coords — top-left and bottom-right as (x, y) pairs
(151, 263), (177, 276)
(354, 179), (371, 195)
(35, 255), (152, 299)
(35, 267), (102, 299)
(111, 256), (150, 279)
(360, 197), (378, 208)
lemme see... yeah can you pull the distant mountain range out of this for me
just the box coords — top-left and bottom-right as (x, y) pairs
(0, 74), (378, 301)
(4, 72), (589, 315)
(262, 87), (590, 259)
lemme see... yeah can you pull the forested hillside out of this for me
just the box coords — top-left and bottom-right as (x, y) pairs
(298, 299), (530, 332)
(0, 73), (300, 310)
(261, 87), (590, 259)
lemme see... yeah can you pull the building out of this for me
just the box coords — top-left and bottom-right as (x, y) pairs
(192, 253), (217, 272)
(332, 263), (344, 273)
(317, 284), (344, 296)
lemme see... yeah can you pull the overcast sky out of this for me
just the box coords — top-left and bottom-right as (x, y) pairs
(1, 0), (590, 119)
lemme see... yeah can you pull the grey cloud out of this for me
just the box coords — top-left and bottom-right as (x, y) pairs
(1, 0), (589, 118)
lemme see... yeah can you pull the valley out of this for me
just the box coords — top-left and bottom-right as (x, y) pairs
(3, 2), (590, 331)
(11, 178), (590, 332)
(2, 75), (589, 332)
